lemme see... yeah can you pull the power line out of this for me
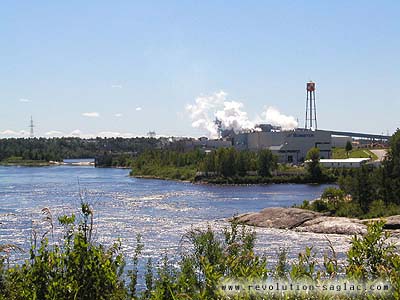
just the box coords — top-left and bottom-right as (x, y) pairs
(29, 116), (34, 138)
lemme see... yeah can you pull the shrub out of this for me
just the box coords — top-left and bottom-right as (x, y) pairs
(0, 204), (127, 300)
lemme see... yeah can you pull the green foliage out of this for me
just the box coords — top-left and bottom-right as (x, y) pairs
(0, 137), (159, 164)
(346, 221), (396, 280)
(345, 141), (353, 157)
(332, 147), (378, 159)
(305, 147), (323, 181)
(321, 187), (345, 202)
(381, 129), (400, 205)
(130, 149), (202, 181)
(303, 185), (400, 218)
(258, 149), (277, 177)
(304, 187), (347, 213)
(0, 203), (127, 300)
(334, 201), (364, 218)
(131, 148), (279, 182)
(129, 235), (144, 299)
(334, 130), (400, 217)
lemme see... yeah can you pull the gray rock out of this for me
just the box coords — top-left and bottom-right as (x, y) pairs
(234, 207), (400, 235)
(234, 207), (322, 229)
(296, 216), (367, 235)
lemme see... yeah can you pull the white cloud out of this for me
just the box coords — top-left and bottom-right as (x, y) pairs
(45, 130), (63, 136)
(19, 130), (29, 136)
(114, 113), (123, 117)
(111, 84), (123, 89)
(82, 112), (100, 118)
(0, 129), (18, 135)
(0, 129), (29, 137)
(69, 129), (82, 136)
(0, 129), (139, 139)
(19, 98), (31, 103)
(136, 107), (142, 111)
(96, 131), (136, 138)
(96, 131), (121, 137)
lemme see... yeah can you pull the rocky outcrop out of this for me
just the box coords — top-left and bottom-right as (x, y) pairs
(235, 207), (323, 229)
(296, 216), (366, 235)
(234, 207), (400, 235)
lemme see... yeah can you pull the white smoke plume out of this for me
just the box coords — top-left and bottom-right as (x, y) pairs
(186, 91), (298, 138)
(261, 107), (298, 131)
(215, 101), (254, 133)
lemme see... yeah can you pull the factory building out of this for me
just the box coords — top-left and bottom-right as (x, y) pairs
(181, 81), (390, 164)
(232, 128), (331, 164)
(331, 136), (353, 148)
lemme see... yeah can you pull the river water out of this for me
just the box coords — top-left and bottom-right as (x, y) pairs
(0, 166), (352, 268)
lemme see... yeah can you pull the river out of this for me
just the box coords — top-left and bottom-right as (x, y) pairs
(0, 165), (351, 268)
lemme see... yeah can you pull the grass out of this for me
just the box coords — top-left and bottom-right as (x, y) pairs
(332, 148), (378, 160)
(130, 164), (197, 181)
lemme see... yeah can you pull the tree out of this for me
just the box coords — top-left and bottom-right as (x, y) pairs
(236, 151), (247, 177)
(215, 148), (237, 177)
(306, 147), (322, 181)
(345, 141), (353, 158)
(382, 129), (400, 205)
(258, 149), (276, 177)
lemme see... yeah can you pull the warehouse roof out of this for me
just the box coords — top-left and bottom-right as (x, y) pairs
(319, 158), (371, 163)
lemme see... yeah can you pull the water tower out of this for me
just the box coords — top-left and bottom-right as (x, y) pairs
(304, 81), (317, 130)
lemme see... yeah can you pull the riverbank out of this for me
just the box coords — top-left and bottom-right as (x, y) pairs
(193, 173), (336, 185)
(234, 207), (400, 236)
(0, 159), (51, 166)
(129, 168), (337, 185)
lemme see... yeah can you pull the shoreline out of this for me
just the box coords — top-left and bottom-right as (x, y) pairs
(130, 173), (336, 186)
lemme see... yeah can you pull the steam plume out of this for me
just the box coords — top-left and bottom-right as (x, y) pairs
(186, 91), (298, 137)
(262, 107), (298, 131)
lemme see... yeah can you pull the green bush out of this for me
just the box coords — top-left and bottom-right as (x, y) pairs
(0, 205), (127, 300)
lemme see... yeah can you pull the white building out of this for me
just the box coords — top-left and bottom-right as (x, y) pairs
(319, 158), (371, 168)
(233, 129), (332, 164)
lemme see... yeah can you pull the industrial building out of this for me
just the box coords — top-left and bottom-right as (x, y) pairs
(222, 82), (332, 163)
(184, 81), (390, 165)
(232, 128), (331, 164)
(227, 81), (389, 164)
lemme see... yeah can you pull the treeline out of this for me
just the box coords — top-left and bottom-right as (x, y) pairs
(0, 203), (399, 299)
(130, 148), (280, 181)
(0, 137), (159, 162)
(130, 149), (206, 180)
(130, 147), (336, 184)
(199, 148), (277, 177)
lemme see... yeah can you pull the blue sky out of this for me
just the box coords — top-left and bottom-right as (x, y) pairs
(1, 1), (399, 138)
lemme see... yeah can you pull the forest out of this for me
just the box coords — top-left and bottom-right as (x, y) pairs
(0, 137), (160, 162)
